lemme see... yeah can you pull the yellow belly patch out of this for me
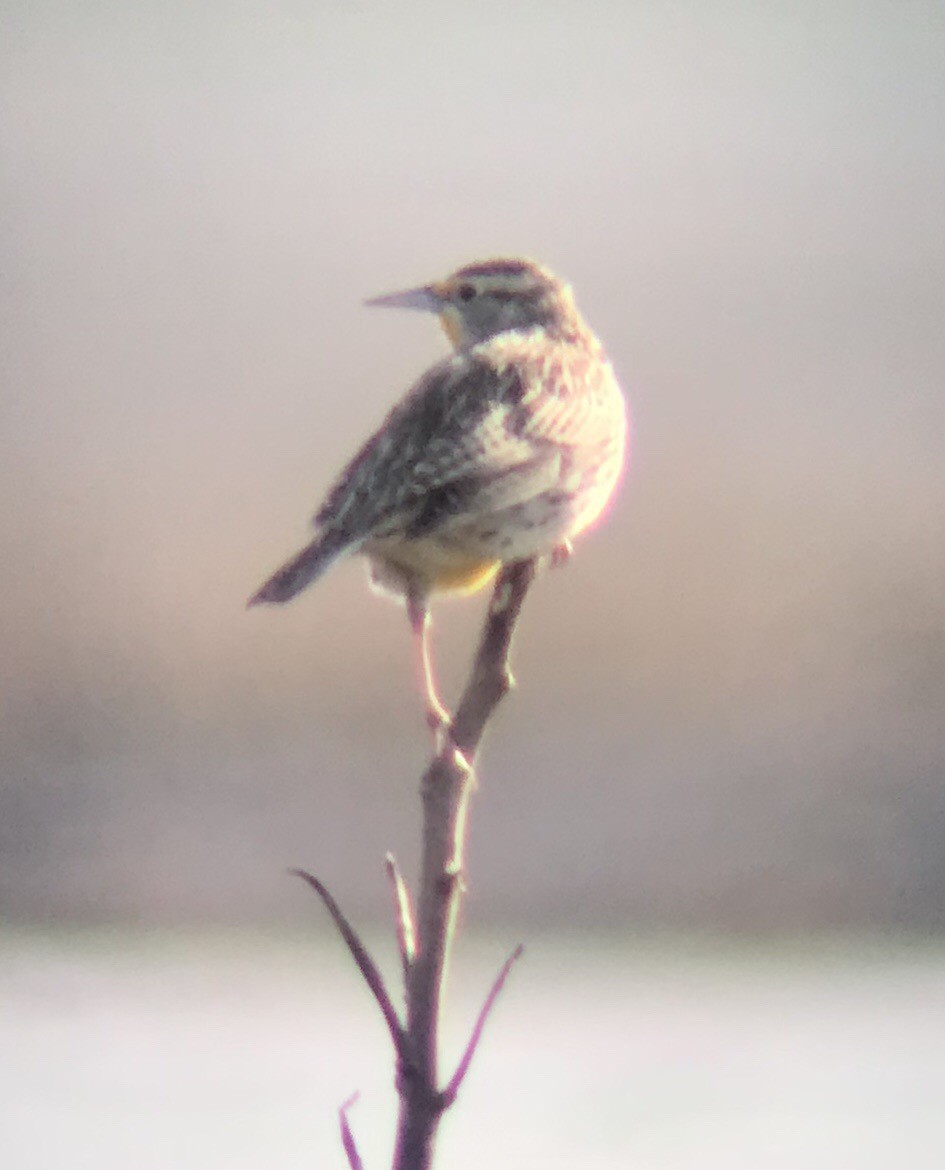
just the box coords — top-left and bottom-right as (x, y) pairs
(432, 558), (501, 595)
(367, 539), (501, 598)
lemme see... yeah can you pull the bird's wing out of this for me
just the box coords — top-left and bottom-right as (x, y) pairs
(314, 340), (593, 542)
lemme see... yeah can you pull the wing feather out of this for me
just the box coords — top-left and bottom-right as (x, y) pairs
(313, 331), (623, 541)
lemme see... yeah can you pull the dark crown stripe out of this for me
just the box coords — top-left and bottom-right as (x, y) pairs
(454, 258), (544, 280)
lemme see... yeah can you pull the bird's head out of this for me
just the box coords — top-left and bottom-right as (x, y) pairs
(365, 257), (585, 348)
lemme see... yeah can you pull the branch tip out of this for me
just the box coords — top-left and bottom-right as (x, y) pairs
(440, 943), (525, 1108)
(339, 1092), (364, 1170)
(385, 853), (417, 974)
(292, 868), (406, 1057)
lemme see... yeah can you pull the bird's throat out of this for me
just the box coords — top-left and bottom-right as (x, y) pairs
(438, 310), (466, 350)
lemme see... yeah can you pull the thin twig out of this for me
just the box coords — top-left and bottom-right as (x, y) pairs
(339, 1093), (364, 1170)
(291, 868), (406, 1056)
(440, 944), (525, 1107)
(385, 853), (417, 979)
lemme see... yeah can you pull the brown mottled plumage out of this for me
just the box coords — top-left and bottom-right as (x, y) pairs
(249, 257), (628, 729)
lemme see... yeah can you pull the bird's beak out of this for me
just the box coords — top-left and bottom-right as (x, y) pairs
(364, 284), (442, 313)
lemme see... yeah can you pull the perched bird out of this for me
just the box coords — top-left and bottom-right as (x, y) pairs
(249, 257), (628, 731)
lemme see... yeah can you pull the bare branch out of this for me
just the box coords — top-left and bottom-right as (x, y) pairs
(451, 559), (539, 754)
(392, 560), (539, 1169)
(295, 562), (539, 1169)
(385, 853), (417, 979)
(339, 1093), (364, 1170)
(291, 868), (406, 1057)
(440, 944), (525, 1107)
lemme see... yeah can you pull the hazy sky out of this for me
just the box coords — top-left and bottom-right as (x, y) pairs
(2, 1), (944, 926)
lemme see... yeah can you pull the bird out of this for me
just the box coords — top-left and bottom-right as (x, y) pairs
(249, 257), (628, 735)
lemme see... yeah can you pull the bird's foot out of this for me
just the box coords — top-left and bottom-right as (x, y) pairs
(426, 698), (453, 737)
(550, 540), (573, 569)
(426, 695), (454, 748)
(427, 705), (473, 775)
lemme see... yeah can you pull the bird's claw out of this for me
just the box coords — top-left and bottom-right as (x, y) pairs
(427, 709), (472, 774)
(550, 540), (573, 569)
(426, 703), (452, 736)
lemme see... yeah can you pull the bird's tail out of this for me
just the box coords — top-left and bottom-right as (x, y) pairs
(247, 530), (348, 607)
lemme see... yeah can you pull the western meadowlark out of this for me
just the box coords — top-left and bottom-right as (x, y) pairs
(249, 257), (628, 732)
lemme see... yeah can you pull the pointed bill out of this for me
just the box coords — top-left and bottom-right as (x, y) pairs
(364, 284), (442, 312)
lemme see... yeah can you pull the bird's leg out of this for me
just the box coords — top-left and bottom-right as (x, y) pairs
(406, 591), (453, 742)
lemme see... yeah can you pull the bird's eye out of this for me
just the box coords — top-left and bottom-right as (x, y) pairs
(456, 283), (477, 302)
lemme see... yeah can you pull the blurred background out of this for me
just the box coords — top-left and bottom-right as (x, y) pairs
(2, 2), (944, 1167)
